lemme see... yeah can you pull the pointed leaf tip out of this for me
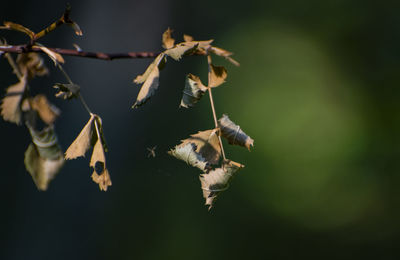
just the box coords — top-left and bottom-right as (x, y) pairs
(162, 28), (175, 49)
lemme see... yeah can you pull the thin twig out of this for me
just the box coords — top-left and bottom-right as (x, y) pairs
(0, 45), (161, 60)
(207, 54), (226, 160)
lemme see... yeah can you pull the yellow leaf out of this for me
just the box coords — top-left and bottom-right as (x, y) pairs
(65, 114), (95, 159)
(1, 75), (27, 124)
(90, 139), (106, 167)
(200, 160), (244, 210)
(37, 46), (65, 64)
(162, 28), (175, 49)
(3, 21), (35, 38)
(209, 64), (227, 88)
(218, 114), (254, 150)
(30, 95), (60, 125)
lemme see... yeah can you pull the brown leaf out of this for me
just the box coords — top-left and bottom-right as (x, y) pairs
(180, 74), (207, 108)
(37, 46), (65, 64)
(162, 28), (175, 49)
(65, 114), (96, 159)
(17, 53), (49, 79)
(3, 21), (35, 38)
(30, 95), (60, 125)
(90, 126), (111, 191)
(132, 53), (165, 108)
(164, 41), (199, 61)
(91, 169), (112, 191)
(200, 160), (244, 210)
(210, 46), (240, 66)
(183, 34), (194, 42)
(1, 75), (27, 124)
(209, 64), (227, 88)
(218, 114), (254, 150)
(24, 126), (64, 191)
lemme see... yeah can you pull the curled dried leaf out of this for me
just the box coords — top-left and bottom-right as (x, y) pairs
(24, 126), (64, 191)
(3, 21), (35, 38)
(17, 53), (49, 79)
(91, 168), (112, 191)
(168, 143), (209, 171)
(200, 160), (244, 210)
(209, 64), (227, 88)
(65, 114), (95, 159)
(132, 53), (166, 108)
(29, 95), (60, 125)
(218, 114), (254, 150)
(90, 139), (111, 191)
(210, 46), (240, 66)
(164, 41), (199, 61)
(180, 74), (207, 108)
(162, 28), (175, 49)
(53, 83), (80, 100)
(1, 75), (27, 125)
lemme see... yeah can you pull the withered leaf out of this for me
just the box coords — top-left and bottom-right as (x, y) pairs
(132, 53), (166, 108)
(164, 41), (199, 61)
(37, 46), (65, 64)
(24, 126), (64, 191)
(210, 46), (240, 66)
(90, 138), (111, 191)
(183, 34), (194, 42)
(180, 73), (207, 108)
(169, 129), (222, 170)
(65, 114), (95, 159)
(200, 160), (244, 210)
(17, 53), (48, 79)
(53, 83), (80, 100)
(218, 114), (254, 150)
(209, 64), (227, 88)
(91, 168), (112, 192)
(162, 28), (175, 49)
(29, 95), (60, 125)
(3, 21), (35, 38)
(1, 75), (27, 125)
(168, 143), (209, 171)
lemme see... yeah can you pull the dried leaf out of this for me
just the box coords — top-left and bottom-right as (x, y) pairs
(200, 160), (244, 210)
(37, 46), (65, 64)
(91, 168), (112, 192)
(132, 53), (165, 108)
(17, 53), (48, 79)
(90, 132), (111, 191)
(169, 129), (222, 170)
(210, 46), (240, 66)
(24, 126), (64, 191)
(65, 114), (95, 159)
(218, 114), (254, 150)
(168, 143), (209, 171)
(183, 34), (194, 42)
(164, 42), (199, 61)
(209, 64), (227, 88)
(180, 74), (207, 108)
(162, 28), (175, 49)
(30, 95), (60, 125)
(181, 129), (221, 165)
(3, 21), (35, 38)
(1, 75), (27, 124)
(53, 83), (80, 100)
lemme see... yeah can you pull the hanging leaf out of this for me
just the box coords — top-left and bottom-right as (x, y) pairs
(65, 114), (96, 159)
(29, 95), (60, 125)
(200, 159), (244, 210)
(168, 143), (209, 171)
(169, 129), (222, 170)
(53, 83), (80, 100)
(218, 114), (254, 150)
(24, 126), (64, 191)
(210, 46), (240, 66)
(37, 46), (65, 64)
(162, 28), (175, 49)
(164, 41), (199, 61)
(180, 74), (207, 108)
(132, 53), (166, 108)
(1, 75), (27, 125)
(3, 21), (35, 38)
(90, 138), (111, 191)
(16, 53), (49, 79)
(209, 64), (227, 88)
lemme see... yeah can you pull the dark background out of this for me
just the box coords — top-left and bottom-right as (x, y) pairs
(1, 0), (400, 259)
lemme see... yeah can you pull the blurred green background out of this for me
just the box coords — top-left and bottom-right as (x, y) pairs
(1, 0), (400, 259)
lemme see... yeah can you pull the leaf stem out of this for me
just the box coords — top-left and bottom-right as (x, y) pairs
(207, 54), (226, 160)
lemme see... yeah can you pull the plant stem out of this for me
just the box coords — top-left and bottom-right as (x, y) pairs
(207, 54), (226, 160)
